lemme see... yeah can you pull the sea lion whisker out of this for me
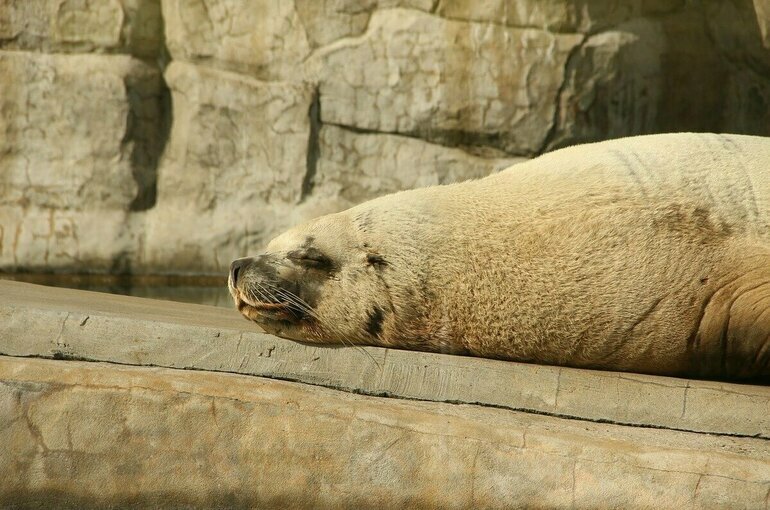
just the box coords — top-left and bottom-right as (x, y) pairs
(251, 281), (280, 304)
(349, 337), (381, 369)
(242, 287), (261, 305)
(261, 286), (322, 324)
(238, 268), (379, 367)
(259, 285), (376, 364)
(246, 284), (297, 319)
(250, 281), (289, 308)
(254, 291), (377, 368)
(267, 286), (311, 311)
(268, 285), (309, 308)
(247, 285), (274, 307)
(253, 284), (296, 313)
(260, 283), (318, 318)
(326, 327), (380, 368)
(254, 280), (292, 300)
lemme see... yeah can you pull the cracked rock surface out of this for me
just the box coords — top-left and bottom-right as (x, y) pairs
(1, 281), (770, 508)
(0, 0), (162, 57)
(0, 50), (165, 272)
(142, 61), (315, 271)
(311, 8), (584, 155)
(3, 356), (770, 509)
(0, 0), (768, 273)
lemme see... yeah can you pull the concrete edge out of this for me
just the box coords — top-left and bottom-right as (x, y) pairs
(1, 280), (768, 439)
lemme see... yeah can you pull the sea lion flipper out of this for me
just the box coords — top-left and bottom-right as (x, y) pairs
(694, 252), (770, 379)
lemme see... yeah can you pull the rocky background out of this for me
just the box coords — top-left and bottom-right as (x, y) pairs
(1, 0), (769, 275)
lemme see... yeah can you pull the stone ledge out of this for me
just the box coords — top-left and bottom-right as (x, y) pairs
(2, 355), (769, 509)
(1, 280), (768, 439)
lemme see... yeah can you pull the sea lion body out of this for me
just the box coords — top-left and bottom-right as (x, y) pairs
(230, 133), (770, 379)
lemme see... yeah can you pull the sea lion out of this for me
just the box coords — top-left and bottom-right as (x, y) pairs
(229, 133), (770, 379)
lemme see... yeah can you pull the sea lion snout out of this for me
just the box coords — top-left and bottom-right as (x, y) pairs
(229, 257), (253, 287)
(229, 255), (281, 288)
(228, 253), (313, 326)
(228, 254), (280, 305)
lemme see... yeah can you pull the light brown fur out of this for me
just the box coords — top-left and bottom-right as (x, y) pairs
(230, 133), (770, 379)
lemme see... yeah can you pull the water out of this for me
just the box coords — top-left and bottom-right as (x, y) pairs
(0, 274), (233, 308)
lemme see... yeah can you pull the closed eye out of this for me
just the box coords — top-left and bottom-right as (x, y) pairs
(287, 248), (333, 270)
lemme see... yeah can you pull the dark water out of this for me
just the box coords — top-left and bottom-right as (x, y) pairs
(0, 274), (233, 308)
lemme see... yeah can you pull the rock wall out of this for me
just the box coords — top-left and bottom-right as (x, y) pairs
(1, 0), (769, 274)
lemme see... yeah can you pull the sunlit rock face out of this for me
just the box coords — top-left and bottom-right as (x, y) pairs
(2, 354), (770, 509)
(0, 0), (768, 273)
(0, 0), (163, 57)
(0, 51), (165, 272)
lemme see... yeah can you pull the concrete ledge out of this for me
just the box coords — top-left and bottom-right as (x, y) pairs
(2, 356), (770, 509)
(1, 280), (769, 438)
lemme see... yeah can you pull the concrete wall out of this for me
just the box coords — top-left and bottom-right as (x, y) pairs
(1, 0), (769, 274)
(1, 280), (769, 508)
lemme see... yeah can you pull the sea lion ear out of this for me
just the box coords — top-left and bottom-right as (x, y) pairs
(366, 253), (388, 268)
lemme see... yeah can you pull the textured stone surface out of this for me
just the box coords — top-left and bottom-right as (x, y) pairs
(1, 1), (769, 273)
(161, 0), (310, 81)
(549, 7), (770, 150)
(0, 7), (768, 504)
(0, 207), (137, 272)
(436, 0), (686, 32)
(161, 0), (437, 80)
(0, 51), (164, 211)
(313, 125), (524, 205)
(707, 0), (770, 72)
(0, 51), (165, 271)
(141, 61), (314, 271)
(153, 62), (312, 210)
(0, 0), (162, 57)
(756, 0), (770, 48)
(312, 8), (583, 155)
(547, 19), (666, 148)
(3, 280), (770, 440)
(703, 0), (770, 134)
(294, 0), (434, 48)
(2, 355), (770, 509)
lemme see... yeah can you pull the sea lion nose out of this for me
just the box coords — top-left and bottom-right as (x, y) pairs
(229, 257), (254, 287)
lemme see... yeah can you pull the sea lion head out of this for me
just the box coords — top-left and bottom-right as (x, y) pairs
(228, 209), (404, 347)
